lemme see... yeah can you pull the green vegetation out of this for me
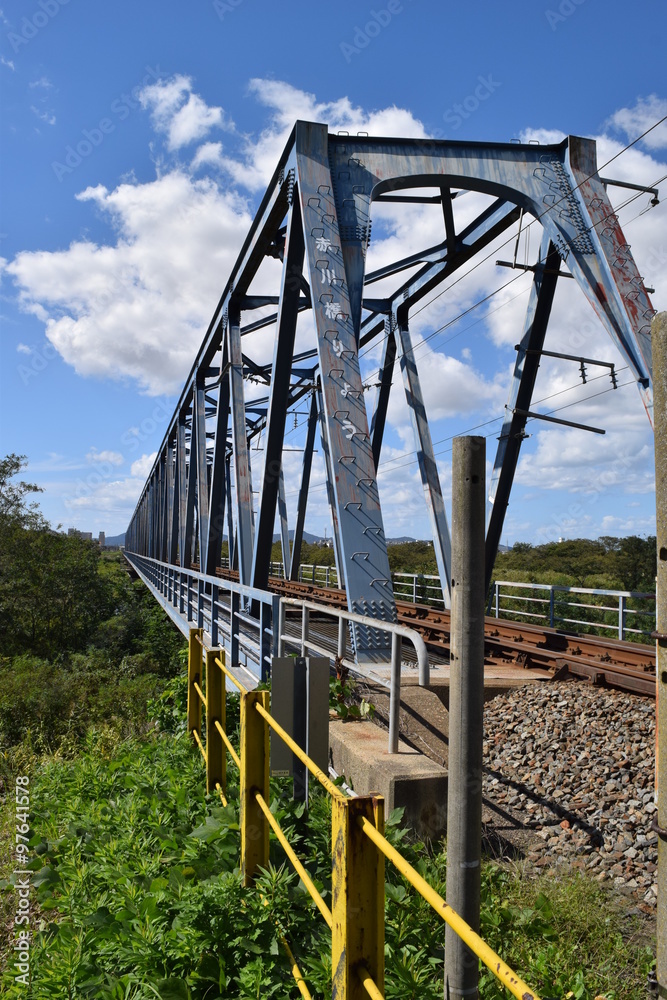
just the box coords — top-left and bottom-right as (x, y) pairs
(0, 456), (656, 996)
(0, 681), (654, 998)
(0, 456), (185, 770)
(270, 532), (656, 594)
(493, 535), (656, 592)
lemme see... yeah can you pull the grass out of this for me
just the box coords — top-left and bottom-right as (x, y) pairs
(0, 677), (656, 999)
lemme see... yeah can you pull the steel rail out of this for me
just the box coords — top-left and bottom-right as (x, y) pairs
(357, 815), (541, 1000)
(264, 574), (656, 696)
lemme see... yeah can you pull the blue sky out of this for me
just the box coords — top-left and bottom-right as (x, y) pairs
(1, 0), (666, 545)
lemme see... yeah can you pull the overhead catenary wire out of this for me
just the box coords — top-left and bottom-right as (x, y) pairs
(361, 165), (664, 378)
(261, 122), (666, 503)
(391, 117), (666, 331)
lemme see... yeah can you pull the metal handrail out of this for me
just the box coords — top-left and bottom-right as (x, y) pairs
(357, 815), (540, 1000)
(185, 627), (544, 1000)
(489, 578), (656, 641)
(277, 596), (430, 753)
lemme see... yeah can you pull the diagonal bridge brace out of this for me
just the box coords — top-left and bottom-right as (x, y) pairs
(125, 121), (655, 665)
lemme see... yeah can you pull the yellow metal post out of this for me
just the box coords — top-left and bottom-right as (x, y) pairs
(187, 628), (203, 737)
(240, 690), (270, 885)
(331, 795), (384, 999)
(206, 648), (225, 794)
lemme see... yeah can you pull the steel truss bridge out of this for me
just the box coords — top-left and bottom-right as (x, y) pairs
(125, 121), (656, 667)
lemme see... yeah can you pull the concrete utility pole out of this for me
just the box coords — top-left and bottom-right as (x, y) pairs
(653, 311), (667, 1000)
(445, 436), (486, 1000)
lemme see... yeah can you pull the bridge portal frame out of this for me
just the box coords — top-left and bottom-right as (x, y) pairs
(125, 121), (655, 662)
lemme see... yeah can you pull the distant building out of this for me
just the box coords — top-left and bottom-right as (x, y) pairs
(67, 528), (93, 541)
(99, 531), (106, 548)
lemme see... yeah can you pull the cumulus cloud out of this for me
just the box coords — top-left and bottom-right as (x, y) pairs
(87, 449), (124, 466)
(606, 94), (667, 151)
(130, 452), (157, 478)
(191, 141), (224, 171)
(8, 170), (252, 394)
(139, 74), (230, 150)
(218, 78), (427, 191)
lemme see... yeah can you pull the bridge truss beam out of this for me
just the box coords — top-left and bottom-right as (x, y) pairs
(126, 121), (655, 663)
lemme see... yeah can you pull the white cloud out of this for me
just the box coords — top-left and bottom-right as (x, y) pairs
(219, 78), (427, 191)
(16, 342), (31, 354)
(87, 449), (124, 466)
(191, 141), (224, 171)
(30, 105), (56, 126)
(606, 94), (667, 151)
(29, 76), (52, 89)
(130, 452), (157, 477)
(63, 475), (147, 516)
(8, 170), (252, 394)
(139, 74), (230, 150)
(1, 55), (14, 71)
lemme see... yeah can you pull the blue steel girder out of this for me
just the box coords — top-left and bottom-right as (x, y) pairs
(485, 234), (562, 587)
(328, 131), (653, 419)
(296, 122), (396, 658)
(289, 386), (319, 580)
(395, 316), (452, 608)
(124, 121), (655, 666)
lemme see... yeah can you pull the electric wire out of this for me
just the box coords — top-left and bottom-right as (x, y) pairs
(263, 122), (667, 499)
(392, 118), (666, 331)
(361, 167), (662, 378)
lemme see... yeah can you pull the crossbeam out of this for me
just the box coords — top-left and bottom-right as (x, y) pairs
(126, 122), (655, 665)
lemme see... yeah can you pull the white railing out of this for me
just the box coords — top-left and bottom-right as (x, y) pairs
(391, 571), (445, 608)
(277, 596), (429, 754)
(488, 580), (656, 642)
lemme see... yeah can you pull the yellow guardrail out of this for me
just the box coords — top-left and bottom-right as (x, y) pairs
(186, 628), (542, 1000)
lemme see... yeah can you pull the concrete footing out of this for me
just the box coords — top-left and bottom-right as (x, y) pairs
(329, 718), (448, 842)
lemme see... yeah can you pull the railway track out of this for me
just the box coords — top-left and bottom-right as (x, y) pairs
(213, 569), (656, 696)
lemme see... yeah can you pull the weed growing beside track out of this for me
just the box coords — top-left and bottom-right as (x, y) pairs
(0, 674), (654, 999)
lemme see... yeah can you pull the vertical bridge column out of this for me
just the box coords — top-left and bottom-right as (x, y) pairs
(485, 236), (560, 587)
(395, 313), (452, 607)
(296, 121), (396, 659)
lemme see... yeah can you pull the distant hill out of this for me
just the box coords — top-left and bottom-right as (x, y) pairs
(272, 530), (327, 545)
(104, 533), (126, 547)
(109, 529), (421, 549)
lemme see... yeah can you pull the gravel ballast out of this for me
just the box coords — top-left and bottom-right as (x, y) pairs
(482, 680), (657, 911)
